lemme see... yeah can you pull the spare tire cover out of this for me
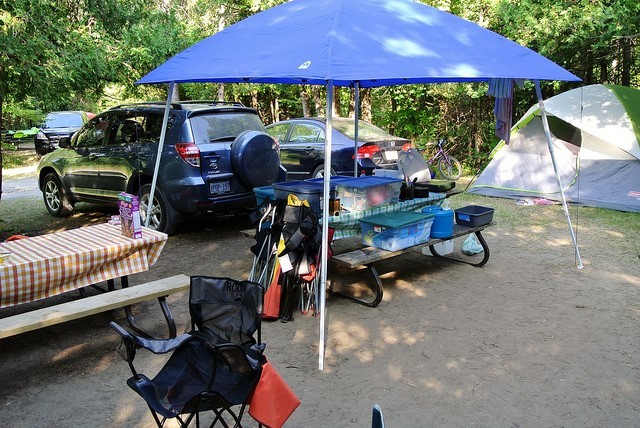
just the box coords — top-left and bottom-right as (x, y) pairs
(231, 130), (281, 189)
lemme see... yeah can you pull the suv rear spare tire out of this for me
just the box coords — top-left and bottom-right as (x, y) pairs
(231, 130), (280, 189)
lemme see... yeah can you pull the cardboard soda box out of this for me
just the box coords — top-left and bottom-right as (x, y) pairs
(118, 192), (142, 238)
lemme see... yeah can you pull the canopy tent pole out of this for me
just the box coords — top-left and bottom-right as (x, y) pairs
(353, 82), (360, 176)
(534, 80), (583, 269)
(319, 80), (334, 370)
(144, 82), (175, 228)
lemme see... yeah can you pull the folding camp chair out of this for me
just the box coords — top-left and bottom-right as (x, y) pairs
(110, 276), (266, 427)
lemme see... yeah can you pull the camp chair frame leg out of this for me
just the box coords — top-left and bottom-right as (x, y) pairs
(330, 265), (384, 308)
(428, 231), (490, 267)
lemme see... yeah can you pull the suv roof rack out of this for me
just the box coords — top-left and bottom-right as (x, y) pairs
(181, 100), (245, 107)
(111, 101), (245, 111)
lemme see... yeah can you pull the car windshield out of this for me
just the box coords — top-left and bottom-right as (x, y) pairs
(190, 112), (266, 144)
(331, 118), (398, 142)
(44, 113), (84, 128)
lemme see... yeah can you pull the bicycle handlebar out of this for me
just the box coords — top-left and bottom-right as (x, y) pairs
(424, 139), (447, 147)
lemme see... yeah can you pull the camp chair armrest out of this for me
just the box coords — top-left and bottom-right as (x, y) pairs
(110, 321), (193, 355)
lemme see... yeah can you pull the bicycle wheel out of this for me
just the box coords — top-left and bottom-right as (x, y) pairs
(437, 156), (462, 180)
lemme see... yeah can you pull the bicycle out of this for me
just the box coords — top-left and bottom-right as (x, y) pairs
(425, 139), (462, 181)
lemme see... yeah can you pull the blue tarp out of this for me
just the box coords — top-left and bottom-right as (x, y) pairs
(138, 0), (580, 87)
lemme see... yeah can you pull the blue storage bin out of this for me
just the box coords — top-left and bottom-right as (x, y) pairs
(359, 212), (434, 251)
(253, 185), (276, 206)
(273, 180), (324, 212)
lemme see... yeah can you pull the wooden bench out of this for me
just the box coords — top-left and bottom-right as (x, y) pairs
(0, 274), (190, 340)
(330, 222), (495, 307)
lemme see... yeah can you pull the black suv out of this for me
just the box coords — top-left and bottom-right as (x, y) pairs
(34, 111), (91, 157)
(37, 101), (282, 234)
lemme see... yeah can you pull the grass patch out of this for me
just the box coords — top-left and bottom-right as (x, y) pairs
(2, 147), (39, 170)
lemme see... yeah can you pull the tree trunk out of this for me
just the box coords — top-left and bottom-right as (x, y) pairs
(360, 88), (372, 123)
(270, 97), (280, 123)
(251, 90), (259, 110)
(347, 88), (355, 118)
(312, 86), (324, 116)
(621, 37), (631, 86)
(600, 58), (609, 83)
(217, 83), (225, 101)
(333, 86), (341, 116)
(300, 86), (310, 117)
(584, 51), (594, 85)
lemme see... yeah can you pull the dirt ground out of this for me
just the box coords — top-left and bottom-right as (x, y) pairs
(1, 200), (639, 427)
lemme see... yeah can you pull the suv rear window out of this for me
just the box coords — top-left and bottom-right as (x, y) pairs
(44, 112), (84, 128)
(190, 112), (266, 144)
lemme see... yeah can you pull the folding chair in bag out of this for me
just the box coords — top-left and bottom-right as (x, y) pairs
(110, 276), (266, 427)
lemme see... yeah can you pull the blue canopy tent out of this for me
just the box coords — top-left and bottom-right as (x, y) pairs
(137, 0), (581, 370)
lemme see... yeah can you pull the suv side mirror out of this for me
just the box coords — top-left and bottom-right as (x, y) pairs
(59, 137), (71, 148)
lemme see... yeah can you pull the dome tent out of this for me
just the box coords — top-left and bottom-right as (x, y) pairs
(469, 84), (640, 213)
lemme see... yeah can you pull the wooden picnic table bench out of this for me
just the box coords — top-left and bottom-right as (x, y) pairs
(329, 222), (496, 307)
(0, 274), (190, 340)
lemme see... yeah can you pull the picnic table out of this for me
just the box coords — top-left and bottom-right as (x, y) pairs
(330, 221), (495, 307)
(0, 223), (190, 339)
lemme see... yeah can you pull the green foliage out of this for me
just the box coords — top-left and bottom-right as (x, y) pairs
(491, 0), (640, 86)
(1, 0), (638, 179)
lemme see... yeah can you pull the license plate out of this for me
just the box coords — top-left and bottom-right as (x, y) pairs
(210, 181), (231, 194)
(384, 150), (398, 161)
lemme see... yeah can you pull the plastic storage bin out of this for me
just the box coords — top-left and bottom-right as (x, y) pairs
(454, 205), (495, 227)
(273, 180), (325, 213)
(422, 205), (454, 238)
(359, 212), (434, 251)
(335, 176), (402, 212)
(253, 185), (276, 206)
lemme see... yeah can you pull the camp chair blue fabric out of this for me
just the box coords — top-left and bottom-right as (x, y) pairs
(110, 276), (266, 427)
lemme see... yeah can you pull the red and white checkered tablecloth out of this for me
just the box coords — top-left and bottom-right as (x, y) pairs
(0, 223), (168, 308)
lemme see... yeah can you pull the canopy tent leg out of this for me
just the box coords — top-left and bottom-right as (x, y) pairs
(319, 80), (334, 371)
(144, 82), (175, 228)
(353, 82), (360, 176)
(534, 80), (583, 269)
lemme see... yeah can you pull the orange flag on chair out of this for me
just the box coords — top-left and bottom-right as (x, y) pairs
(262, 263), (282, 320)
(249, 362), (301, 428)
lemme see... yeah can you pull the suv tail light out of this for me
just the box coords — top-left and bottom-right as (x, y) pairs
(354, 144), (381, 159)
(175, 143), (201, 167)
(402, 143), (412, 151)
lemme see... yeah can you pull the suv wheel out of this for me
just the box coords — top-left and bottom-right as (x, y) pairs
(42, 173), (74, 216)
(231, 130), (281, 189)
(139, 184), (178, 235)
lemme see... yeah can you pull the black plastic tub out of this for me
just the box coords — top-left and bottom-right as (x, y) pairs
(454, 205), (494, 227)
